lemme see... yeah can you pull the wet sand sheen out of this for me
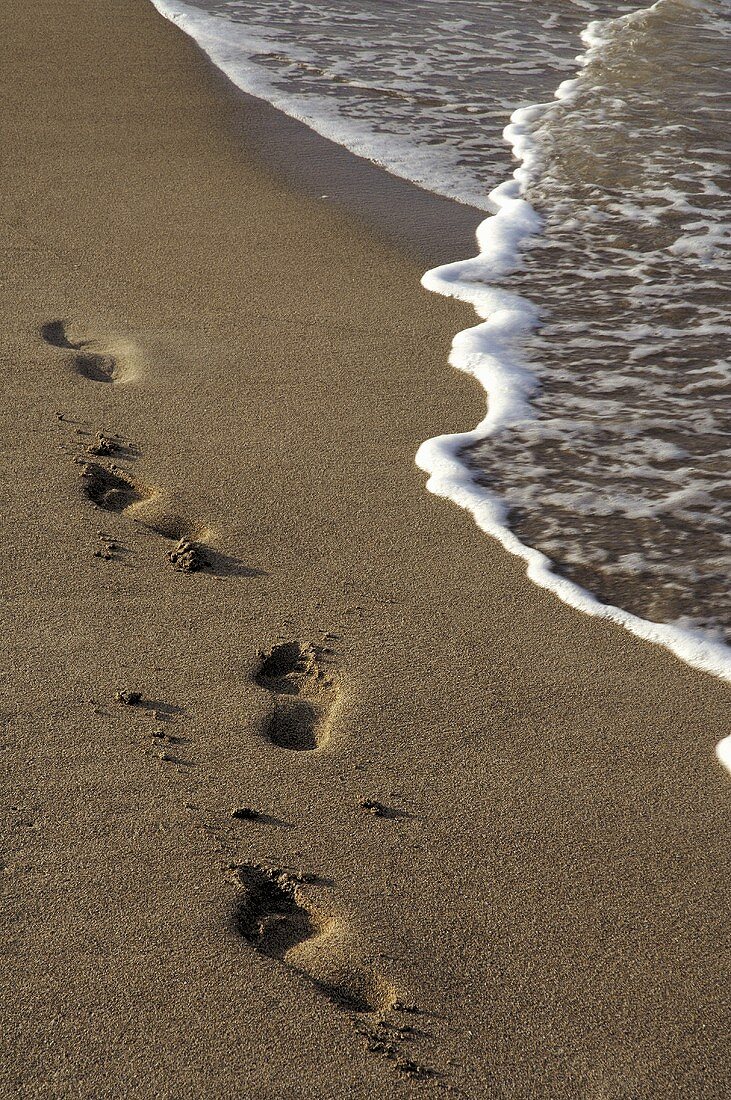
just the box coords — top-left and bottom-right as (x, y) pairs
(0, 1), (729, 1098)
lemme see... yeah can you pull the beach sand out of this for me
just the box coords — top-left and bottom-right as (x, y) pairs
(1, 2), (729, 1097)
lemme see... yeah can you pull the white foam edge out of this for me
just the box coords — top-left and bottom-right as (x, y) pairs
(147, 0), (493, 211)
(417, 1), (731, 737)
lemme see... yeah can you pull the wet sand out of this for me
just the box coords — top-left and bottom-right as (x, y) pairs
(1, 1), (729, 1097)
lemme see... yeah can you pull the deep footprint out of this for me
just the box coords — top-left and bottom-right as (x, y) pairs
(233, 864), (394, 1014)
(42, 320), (130, 383)
(82, 463), (150, 513)
(255, 642), (338, 750)
(81, 462), (197, 543)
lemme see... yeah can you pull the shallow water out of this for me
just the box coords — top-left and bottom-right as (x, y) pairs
(151, 0), (643, 205)
(149, 0), (730, 678)
(474, 0), (731, 645)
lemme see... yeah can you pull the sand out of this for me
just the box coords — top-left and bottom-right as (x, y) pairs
(1, 2), (729, 1097)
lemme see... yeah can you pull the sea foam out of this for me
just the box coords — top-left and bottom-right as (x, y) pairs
(418, 0), (731, 707)
(146, 0), (603, 210)
(149, 0), (492, 209)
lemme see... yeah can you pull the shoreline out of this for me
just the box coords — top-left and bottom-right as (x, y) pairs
(418, 32), (731, 692)
(148, 0), (486, 269)
(153, 0), (731, 690)
(1, 1), (729, 1097)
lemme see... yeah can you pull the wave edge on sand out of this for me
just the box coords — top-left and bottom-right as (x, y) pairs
(417, 0), (731, 717)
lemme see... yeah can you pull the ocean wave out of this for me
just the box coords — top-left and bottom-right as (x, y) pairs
(418, 0), (731, 718)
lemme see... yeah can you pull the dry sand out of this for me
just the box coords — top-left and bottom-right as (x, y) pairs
(1, 2), (729, 1097)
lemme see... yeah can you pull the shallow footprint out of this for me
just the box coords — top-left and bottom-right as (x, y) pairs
(81, 461), (201, 544)
(42, 319), (136, 383)
(255, 642), (338, 751)
(232, 864), (395, 1014)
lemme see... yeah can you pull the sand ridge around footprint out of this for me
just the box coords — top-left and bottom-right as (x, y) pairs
(255, 641), (340, 751)
(41, 319), (141, 383)
(232, 863), (396, 1014)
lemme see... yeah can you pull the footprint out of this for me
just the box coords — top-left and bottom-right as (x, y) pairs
(82, 462), (150, 514)
(255, 642), (338, 751)
(41, 320), (82, 350)
(81, 461), (203, 543)
(41, 320), (137, 383)
(73, 351), (120, 384)
(232, 864), (396, 1014)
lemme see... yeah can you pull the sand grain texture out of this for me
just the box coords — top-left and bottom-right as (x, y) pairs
(0, 2), (729, 1098)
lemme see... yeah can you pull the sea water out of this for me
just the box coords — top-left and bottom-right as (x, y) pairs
(147, 0), (731, 690)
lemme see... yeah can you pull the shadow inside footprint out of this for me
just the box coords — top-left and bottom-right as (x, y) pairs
(82, 463), (149, 513)
(265, 699), (324, 751)
(255, 642), (338, 751)
(82, 462), (197, 544)
(41, 320), (84, 350)
(232, 864), (394, 1014)
(74, 352), (118, 383)
(235, 864), (321, 960)
(42, 320), (131, 383)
